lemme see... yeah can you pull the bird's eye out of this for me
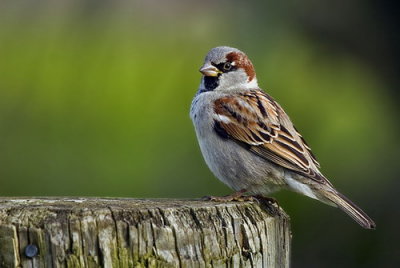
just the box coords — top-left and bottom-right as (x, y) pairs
(223, 62), (232, 71)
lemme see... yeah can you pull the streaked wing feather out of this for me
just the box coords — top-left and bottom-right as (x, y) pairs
(249, 146), (304, 173)
(213, 90), (327, 184)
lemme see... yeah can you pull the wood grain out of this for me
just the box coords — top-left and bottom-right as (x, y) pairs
(0, 198), (290, 268)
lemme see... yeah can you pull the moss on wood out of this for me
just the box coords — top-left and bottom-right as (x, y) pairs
(0, 198), (290, 267)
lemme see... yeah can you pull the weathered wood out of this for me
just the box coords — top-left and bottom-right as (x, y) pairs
(0, 198), (291, 268)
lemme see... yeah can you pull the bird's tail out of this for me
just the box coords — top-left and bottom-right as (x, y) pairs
(322, 190), (376, 229)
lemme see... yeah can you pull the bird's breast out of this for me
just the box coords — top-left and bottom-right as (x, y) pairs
(190, 92), (216, 137)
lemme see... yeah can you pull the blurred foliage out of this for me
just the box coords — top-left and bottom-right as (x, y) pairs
(0, 0), (399, 267)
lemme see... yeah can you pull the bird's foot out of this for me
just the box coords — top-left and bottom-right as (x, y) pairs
(252, 195), (281, 216)
(254, 195), (280, 209)
(203, 189), (254, 202)
(253, 195), (279, 206)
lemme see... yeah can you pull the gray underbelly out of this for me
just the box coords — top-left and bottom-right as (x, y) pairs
(198, 133), (287, 195)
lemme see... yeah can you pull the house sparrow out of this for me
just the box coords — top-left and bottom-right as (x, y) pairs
(190, 46), (375, 229)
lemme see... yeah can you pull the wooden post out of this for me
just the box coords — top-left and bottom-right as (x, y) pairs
(0, 197), (290, 268)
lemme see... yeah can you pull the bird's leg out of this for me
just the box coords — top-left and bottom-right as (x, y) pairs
(254, 195), (279, 206)
(203, 189), (254, 202)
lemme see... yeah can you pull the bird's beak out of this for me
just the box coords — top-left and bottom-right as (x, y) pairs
(199, 63), (221, 77)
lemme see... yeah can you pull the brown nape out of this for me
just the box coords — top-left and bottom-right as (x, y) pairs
(226, 52), (256, 82)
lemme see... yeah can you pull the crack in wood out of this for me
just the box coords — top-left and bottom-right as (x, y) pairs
(0, 198), (290, 268)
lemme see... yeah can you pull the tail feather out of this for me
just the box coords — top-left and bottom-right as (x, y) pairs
(323, 190), (376, 229)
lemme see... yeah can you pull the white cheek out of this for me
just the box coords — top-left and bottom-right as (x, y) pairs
(218, 70), (246, 87)
(216, 69), (258, 91)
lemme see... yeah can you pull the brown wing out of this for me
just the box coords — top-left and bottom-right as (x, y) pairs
(213, 89), (329, 184)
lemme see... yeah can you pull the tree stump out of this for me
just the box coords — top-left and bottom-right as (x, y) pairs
(0, 197), (291, 268)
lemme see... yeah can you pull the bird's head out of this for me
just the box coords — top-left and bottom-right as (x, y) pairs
(199, 46), (258, 92)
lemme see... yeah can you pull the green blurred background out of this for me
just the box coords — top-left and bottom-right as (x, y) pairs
(1, 0), (399, 266)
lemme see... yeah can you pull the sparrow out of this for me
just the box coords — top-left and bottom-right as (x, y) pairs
(190, 46), (376, 229)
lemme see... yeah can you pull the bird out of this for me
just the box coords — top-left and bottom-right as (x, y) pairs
(190, 46), (376, 229)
